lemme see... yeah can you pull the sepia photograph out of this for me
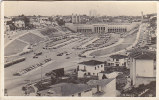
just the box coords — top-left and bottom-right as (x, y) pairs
(1, 1), (158, 98)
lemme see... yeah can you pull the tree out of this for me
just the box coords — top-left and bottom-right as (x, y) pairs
(48, 17), (53, 22)
(56, 17), (65, 26)
(51, 72), (57, 84)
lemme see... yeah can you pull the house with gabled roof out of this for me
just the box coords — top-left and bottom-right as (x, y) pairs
(38, 78), (116, 97)
(77, 60), (104, 78)
(128, 49), (156, 86)
(38, 83), (94, 96)
(107, 54), (128, 67)
(87, 78), (116, 97)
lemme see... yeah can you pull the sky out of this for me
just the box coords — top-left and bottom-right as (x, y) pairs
(3, 1), (157, 16)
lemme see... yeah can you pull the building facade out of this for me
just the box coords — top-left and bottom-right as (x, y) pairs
(107, 54), (128, 67)
(77, 60), (104, 78)
(65, 22), (139, 34)
(13, 20), (25, 29)
(72, 14), (81, 24)
(129, 50), (156, 86)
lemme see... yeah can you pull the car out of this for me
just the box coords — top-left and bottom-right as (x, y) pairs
(57, 53), (63, 56)
(66, 57), (70, 59)
(33, 56), (38, 58)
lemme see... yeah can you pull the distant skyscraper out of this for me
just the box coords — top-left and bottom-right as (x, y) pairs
(72, 13), (81, 24)
(141, 11), (144, 19)
(89, 9), (97, 17)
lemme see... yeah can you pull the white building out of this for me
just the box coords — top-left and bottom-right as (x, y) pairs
(65, 22), (140, 34)
(107, 54), (128, 67)
(72, 14), (81, 24)
(77, 60), (104, 78)
(129, 50), (156, 86)
(14, 20), (25, 28)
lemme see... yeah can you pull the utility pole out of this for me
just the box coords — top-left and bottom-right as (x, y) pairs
(41, 65), (43, 82)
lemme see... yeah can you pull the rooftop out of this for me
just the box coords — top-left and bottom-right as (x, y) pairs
(128, 48), (156, 60)
(110, 54), (128, 59)
(39, 83), (92, 96)
(87, 78), (115, 87)
(79, 60), (104, 66)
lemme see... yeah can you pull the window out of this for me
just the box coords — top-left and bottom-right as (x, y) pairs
(101, 65), (103, 67)
(95, 67), (96, 70)
(98, 66), (99, 68)
(78, 93), (81, 96)
(116, 59), (119, 61)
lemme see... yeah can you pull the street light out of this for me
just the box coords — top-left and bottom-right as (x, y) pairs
(41, 65), (43, 82)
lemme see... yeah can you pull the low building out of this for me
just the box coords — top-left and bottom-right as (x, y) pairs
(65, 22), (139, 34)
(148, 44), (156, 51)
(13, 20), (25, 29)
(87, 78), (116, 97)
(39, 83), (93, 96)
(107, 54), (128, 67)
(77, 60), (104, 78)
(129, 49), (156, 86)
(39, 78), (116, 97)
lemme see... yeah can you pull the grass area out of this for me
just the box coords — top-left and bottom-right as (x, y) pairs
(40, 27), (58, 36)
(19, 33), (44, 45)
(5, 39), (28, 56)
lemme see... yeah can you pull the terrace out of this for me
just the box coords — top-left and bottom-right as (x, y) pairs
(19, 33), (44, 45)
(5, 39), (28, 56)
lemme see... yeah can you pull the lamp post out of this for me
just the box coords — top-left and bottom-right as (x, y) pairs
(41, 65), (43, 82)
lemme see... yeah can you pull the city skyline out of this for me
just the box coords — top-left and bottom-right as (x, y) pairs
(4, 1), (157, 17)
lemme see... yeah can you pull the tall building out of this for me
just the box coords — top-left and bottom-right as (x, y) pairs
(89, 9), (97, 17)
(72, 14), (81, 24)
(141, 11), (144, 20)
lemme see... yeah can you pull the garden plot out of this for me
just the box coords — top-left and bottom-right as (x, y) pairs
(5, 39), (28, 56)
(19, 33), (44, 45)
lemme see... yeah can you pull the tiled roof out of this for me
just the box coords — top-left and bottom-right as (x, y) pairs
(110, 54), (128, 59)
(87, 78), (115, 87)
(39, 83), (92, 96)
(61, 83), (92, 96)
(79, 60), (104, 66)
(128, 48), (156, 60)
